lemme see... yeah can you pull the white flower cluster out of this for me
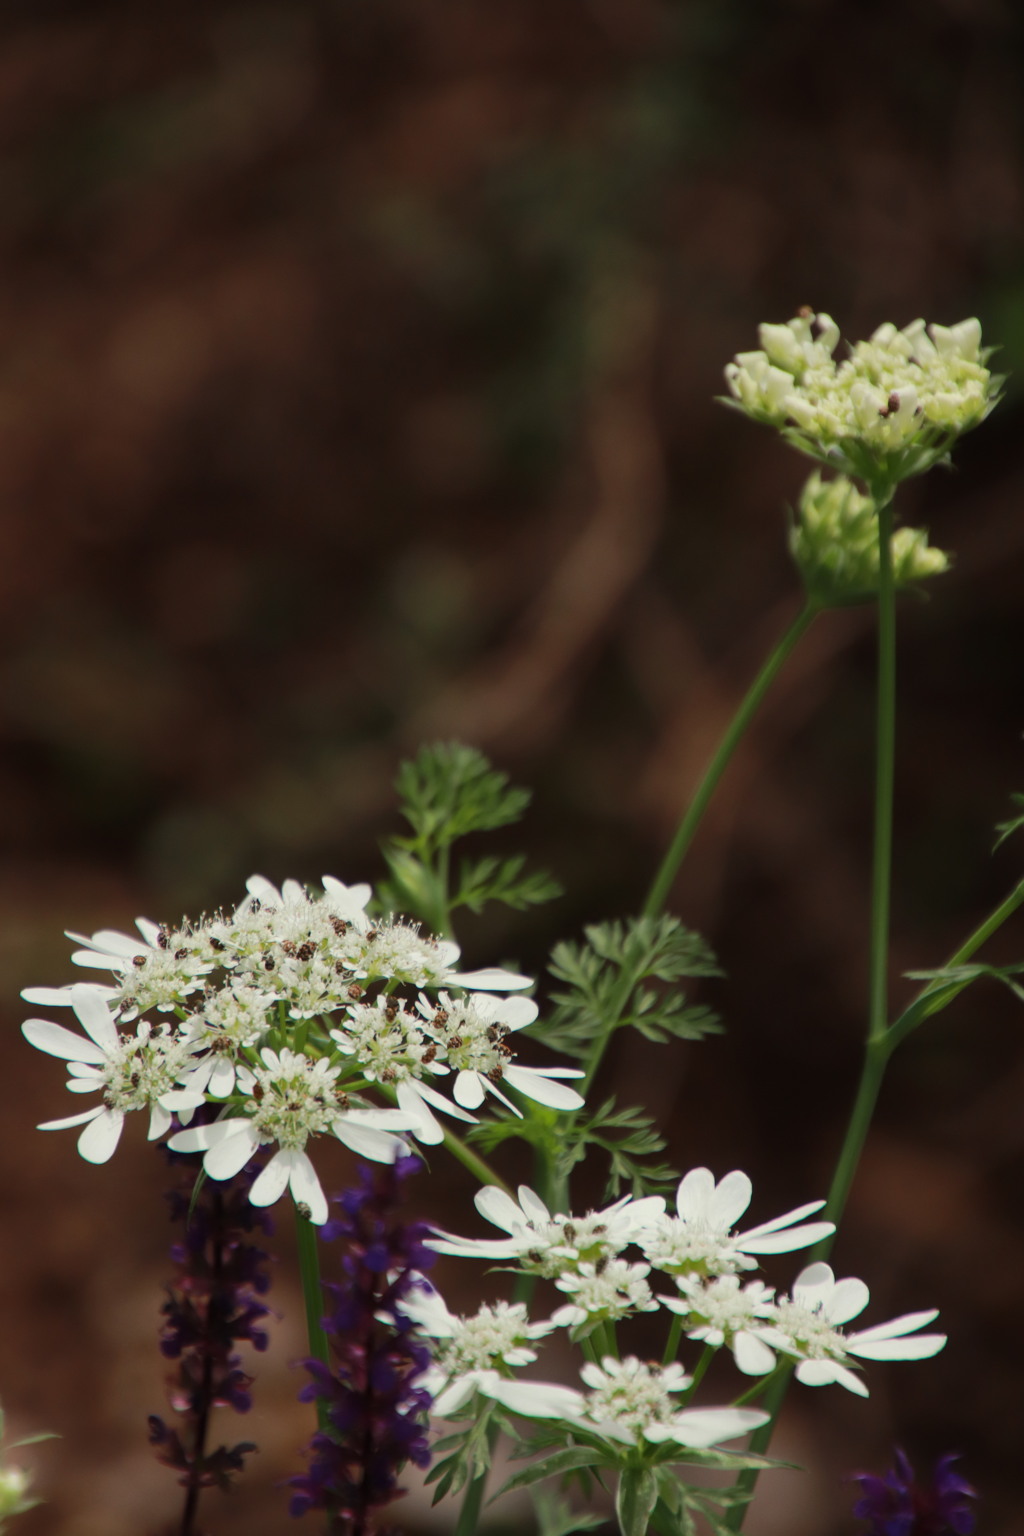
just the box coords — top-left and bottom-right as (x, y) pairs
(724, 310), (999, 485)
(21, 874), (583, 1224)
(430, 1168), (945, 1402)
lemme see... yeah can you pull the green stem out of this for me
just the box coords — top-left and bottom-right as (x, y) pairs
(559, 600), (820, 1196)
(661, 1313), (684, 1367)
(727, 498), (899, 1532)
(681, 1343), (715, 1402)
(294, 1204), (331, 1433)
(642, 602), (818, 921)
(867, 497), (897, 1044)
(441, 1126), (513, 1194)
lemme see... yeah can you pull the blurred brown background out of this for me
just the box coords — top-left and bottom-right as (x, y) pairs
(2, 0), (1024, 1532)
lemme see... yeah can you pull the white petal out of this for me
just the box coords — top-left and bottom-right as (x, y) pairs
(849, 1309), (939, 1343)
(740, 1200), (825, 1238)
(739, 1220), (834, 1254)
(826, 1278), (870, 1325)
(482, 1379), (585, 1419)
(66, 1078), (103, 1093)
(249, 1152), (292, 1208)
(167, 1118), (242, 1153)
(664, 1407), (768, 1448)
(332, 1120), (405, 1162)
(490, 995), (539, 1029)
(848, 1333), (945, 1362)
(475, 1185), (526, 1233)
(709, 1171), (753, 1228)
(397, 1088), (444, 1145)
(453, 1071), (486, 1109)
(792, 1262), (835, 1301)
(503, 1066), (584, 1109)
(450, 968), (531, 991)
(246, 874), (281, 903)
(206, 1057), (237, 1099)
(205, 1127), (260, 1179)
(22, 1019), (108, 1064)
(433, 1377), (477, 1415)
(38, 1106), (105, 1131)
(288, 1154), (329, 1223)
(732, 1332), (777, 1376)
(516, 1186), (551, 1224)
(78, 1109), (124, 1164)
(147, 1104), (172, 1140)
(676, 1168), (716, 1220)
(400, 1079), (477, 1124)
(22, 985), (114, 1007)
(73, 928), (146, 957)
(794, 1359), (841, 1389)
(70, 986), (120, 1051)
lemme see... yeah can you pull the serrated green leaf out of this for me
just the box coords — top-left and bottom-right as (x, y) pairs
(455, 852), (563, 915)
(542, 916), (722, 1063)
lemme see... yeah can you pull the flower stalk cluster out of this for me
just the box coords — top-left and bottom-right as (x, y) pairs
(289, 1154), (435, 1533)
(147, 1144), (272, 1529)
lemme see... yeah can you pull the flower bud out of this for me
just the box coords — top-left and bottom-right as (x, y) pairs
(789, 472), (950, 607)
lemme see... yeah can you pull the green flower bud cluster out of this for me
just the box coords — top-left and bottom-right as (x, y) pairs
(790, 472), (950, 608)
(724, 310), (1001, 489)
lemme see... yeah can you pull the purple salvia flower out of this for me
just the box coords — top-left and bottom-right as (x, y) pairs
(149, 1139), (273, 1534)
(851, 1449), (978, 1536)
(289, 1153), (436, 1534)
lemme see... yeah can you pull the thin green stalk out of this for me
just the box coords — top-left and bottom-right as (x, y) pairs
(441, 1126), (512, 1194)
(642, 602), (818, 921)
(294, 1205), (331, 1433)
(867, 496), (897, 1044)
(727, 497), (899, 1533)
(559, 599), (820, 1198)
(661, 1313), (684, 1367)
(680, 1343), (715, 1402)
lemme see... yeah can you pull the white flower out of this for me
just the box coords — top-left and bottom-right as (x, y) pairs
(428, 1184), (665, 1276)
(167, 1046), (415, 1223)
(551, 1259), (658, 1330)
(23, 984), (206, 1163)
(63, 916), (213, 1019)
(724, 312), (999, 482)
(764, 1262), (946, 1397)
(360, 920), (532, 994)
(416, 992), (583, 1115)
(488, 1356), (768, 1449)
(330, 1001), (476, 1146)
(179, 981), (279, 1098)
(662, 1274), (778, 1376)
(401, 1282), (556, 1415)
(637, 1168), (832, 1278)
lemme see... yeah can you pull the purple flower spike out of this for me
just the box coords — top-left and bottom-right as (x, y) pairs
(150, 1139), (273, 1534)
(289, 1154), (435, 1533)
(851, 1448), (978, 1536)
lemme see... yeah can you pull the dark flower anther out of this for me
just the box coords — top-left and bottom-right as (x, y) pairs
(289, 1154), (435, 1535)
(851, 1448), (978, 1536)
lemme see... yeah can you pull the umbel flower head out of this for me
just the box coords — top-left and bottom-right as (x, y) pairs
(790, 472), (950, 609)
(724, 310), (1001, 490)
(22, 872), (583, 1222)
(851, 1448), (978, 1536)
